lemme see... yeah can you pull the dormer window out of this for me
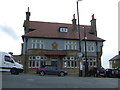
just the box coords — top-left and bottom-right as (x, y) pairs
(59, 27), (68, 32)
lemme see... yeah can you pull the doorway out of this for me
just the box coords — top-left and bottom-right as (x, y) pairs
(51, 58), (58, 67)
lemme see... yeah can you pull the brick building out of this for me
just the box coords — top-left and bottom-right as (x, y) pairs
(14, 8), (105, 75)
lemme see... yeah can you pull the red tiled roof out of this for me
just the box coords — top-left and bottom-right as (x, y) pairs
(22, 21), (105, 41)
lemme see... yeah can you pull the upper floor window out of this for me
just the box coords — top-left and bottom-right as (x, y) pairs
(59, 27), (68, 32)
(64, 41), (77, 50)
(31, 39), (45, 49)
(87, 45), (95, 52)
(84, 42), (95, 52)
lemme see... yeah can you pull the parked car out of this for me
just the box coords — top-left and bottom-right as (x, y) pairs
(105, 69), (113, 77)
(96, 68), (106, 77)
(105, 68), (120, 78)
(88, 67), (106, 77)
(36, 65), (46, 74)
(36, 65), (68, 76)
(112, 68), (120, 78)
(115, 68), (120, 78)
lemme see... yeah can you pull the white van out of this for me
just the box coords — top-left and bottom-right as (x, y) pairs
(0, 52), (23, 75)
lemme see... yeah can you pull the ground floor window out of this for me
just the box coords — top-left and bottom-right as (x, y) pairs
(63, 60), (78, 68)
(29, 60), (46, 68)
(63, 57), (97, 68)
(82, 58), (97, 67)
(63, 57), (78, 68)
(28, 56), (47, 68)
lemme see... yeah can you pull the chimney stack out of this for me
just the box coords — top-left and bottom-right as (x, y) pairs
(72, 14), (77, 32)
(24, 7), (31, 34)
(90, 14), (97, 36)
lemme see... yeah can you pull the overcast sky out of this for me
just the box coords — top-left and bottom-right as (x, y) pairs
(0, 0), (119, 68)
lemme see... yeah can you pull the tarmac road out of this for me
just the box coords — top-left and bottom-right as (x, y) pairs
(1, 72), (119, 89)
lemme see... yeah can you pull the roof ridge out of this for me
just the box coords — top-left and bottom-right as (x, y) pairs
(109, 55), (120, 61)
(29, 20), (91, 27)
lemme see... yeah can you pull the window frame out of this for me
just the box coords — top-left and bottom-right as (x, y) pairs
(64, 41), (77, 50)
(63, 57), (78, 68)
(31, 39), (45, 49)
(28, 56), (47, 68)
(5, 56), (14, 63)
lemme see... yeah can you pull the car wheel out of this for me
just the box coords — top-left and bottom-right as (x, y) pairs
(109, 74), (112, 78)
(94, 74), (96, 77)
(59, 72), (65, 76)
(40, 71), (45, 76)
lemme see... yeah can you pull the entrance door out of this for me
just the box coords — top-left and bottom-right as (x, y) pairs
(51, 59), (57, 67)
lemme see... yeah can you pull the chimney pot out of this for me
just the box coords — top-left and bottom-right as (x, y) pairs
(92, 14), (94, 19)
(72, 14), (77, 31)
(28, 7), (29, 12)
(73, 14), (75, 19)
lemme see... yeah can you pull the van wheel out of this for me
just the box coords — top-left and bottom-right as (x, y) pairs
(11, 69), (19, 75)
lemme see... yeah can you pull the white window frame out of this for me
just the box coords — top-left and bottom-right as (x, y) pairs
(63, 61), (67, 68)
(64, 41), (77, 50)
(36, 56), (41, 60)
(29, 56), (32, 60)
(70, 57), (74, 60)
(63, 57), (68, 60)
(32, 43), (36, 49)
(31, 39), (45, 49)
(93, 61), (96, 67)
(60, 27), (68, 32)
(63, 57), (78, 68)
(89, 62), (93, 67)
(28, 56), (47, 68)
(83, 42), (95, 52)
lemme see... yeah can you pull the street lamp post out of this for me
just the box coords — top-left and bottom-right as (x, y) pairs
(84, 27), (88, 77)
(77, 0), (83, 77)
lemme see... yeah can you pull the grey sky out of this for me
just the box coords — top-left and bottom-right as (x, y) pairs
(0, 25), (20, 41)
